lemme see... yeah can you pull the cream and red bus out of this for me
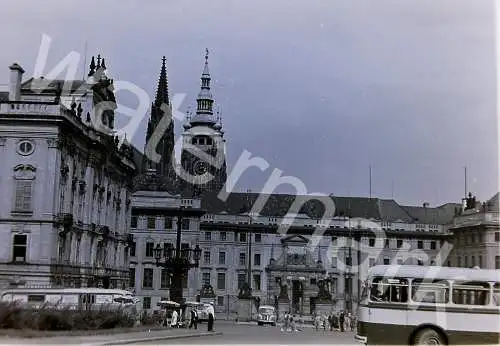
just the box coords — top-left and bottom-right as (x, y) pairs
(355, 265), (500, 345)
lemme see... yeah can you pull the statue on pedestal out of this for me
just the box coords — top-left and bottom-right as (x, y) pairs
(316, 279), (332, 303)
(238, 282), (253, 299)
(278, 283), (289, 301)
(200, 284), (215, 298)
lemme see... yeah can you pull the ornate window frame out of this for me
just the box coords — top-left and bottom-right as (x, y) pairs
(12, 164), (37, 214)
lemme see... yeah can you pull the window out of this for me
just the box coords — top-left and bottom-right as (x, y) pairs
(452, 281), (490, 305)
(217, 296), (224, 306)
(143, 297), (151, 309)
(417, 259), (424, 266)
(412, 279), (450, 304)
(202, 272), (211, 287)
(457, 256), (461, 267)
(181, 219), (190, 230)
(383, 258), (390, 265)
(203, 251), (211, 265)
(160, 269), (170, 288)
(397, 239), (403, 248)
(496, 256), (500, 270)
(147, 217), (155, 229)
(370, 277), (409, 303)
(494, 283), (500, 306)
(397, 259), (403, 265)
(239, 252), (246, 266)
(164, 217), (172, 229)
(384, 239), (390, 248)
(238, 273), (246, 289)
(332, 237), (338, 246)
(27, 295), (45, 303)
(255, 233), (261, 243)
(220, 232), (226, 241)
(205, 232), (211, 241)
(129, 268), (135, 287)
(17, 140), (34, 155)
(12, 234), (27, 263)
(345, 256), (352, 266)
(368, 238), (375, 247)
(218, 251), (226, 265)
(239, 233), (246, 242)
(14, 180), (33, 212)
(253, 274), (261, 290)
(332, 257), (338, 268)
(130, 216), (138, 228)
(471, 256), (475, 267)
(129, 242), (136, 257)
(145, 242), (154, 257)
(430, 241), (436, 250)
(417, 241), (423, 249)
(478, 256), (483, 268)
(369, 258), (375, 267)
(471, 234), (475, 244)
(464, 256), (468, 268)
(143, 268), (153, 288)
(217, 272), (226, 290)
(254, 253), (261, 266)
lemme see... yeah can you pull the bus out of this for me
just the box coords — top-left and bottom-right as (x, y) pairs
(0, 287), (138, 315)
(355, 265), (500, 345)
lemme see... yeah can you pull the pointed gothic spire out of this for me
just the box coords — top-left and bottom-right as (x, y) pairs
(154, 56), (170, 107)
(96, 54), (101, 68)
(101, 58), (106, 70)
(88, 56), (96, 76)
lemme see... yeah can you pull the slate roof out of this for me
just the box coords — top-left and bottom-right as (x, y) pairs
(400, 203), (460, 224)
(20, 78), (88, 94)
(199, 191), (460, 224)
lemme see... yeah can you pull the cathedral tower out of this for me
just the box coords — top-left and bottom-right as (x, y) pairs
(142, 57), (177, 189)
(179, 49), (227, 197)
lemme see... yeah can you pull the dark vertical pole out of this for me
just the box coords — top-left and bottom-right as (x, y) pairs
(171, 211), (183, 304)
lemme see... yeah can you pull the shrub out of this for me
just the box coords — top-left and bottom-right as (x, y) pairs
(0, 302), (135, 331)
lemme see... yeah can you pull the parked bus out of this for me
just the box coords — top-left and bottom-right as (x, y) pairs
(355, 265), (500, 345)
(0, 287), (138, 315)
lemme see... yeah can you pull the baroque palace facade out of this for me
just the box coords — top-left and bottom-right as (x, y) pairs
(0, 57), (137, 289)
(1, 51), (498, 319)
(127, 51), (499, 318)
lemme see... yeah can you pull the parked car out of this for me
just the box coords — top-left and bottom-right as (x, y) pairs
(257, 305), (276, 326)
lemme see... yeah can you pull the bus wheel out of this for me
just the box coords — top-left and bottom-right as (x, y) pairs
(413, 328), (446, 345)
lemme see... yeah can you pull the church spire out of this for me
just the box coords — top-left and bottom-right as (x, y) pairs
(154, 56), (170, 107)
(196, 48), (214, 116)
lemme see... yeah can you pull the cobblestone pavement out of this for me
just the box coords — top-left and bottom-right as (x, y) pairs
(132, 321), (357, 345)
(0, 327), (221, 345)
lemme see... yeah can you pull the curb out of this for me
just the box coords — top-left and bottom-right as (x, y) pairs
(100, 331), (223, 345)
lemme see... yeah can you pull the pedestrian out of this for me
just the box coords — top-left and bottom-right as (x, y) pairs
(328, 314), (333, 331)
(314, 314), (320, 331)
(339, 311), (345, 332)
(323, 314), (327, 331)
(189, 307), (198, 329)
(170, 309), (178, 328)
(207, 302), (215, 332)
(345, 312), (351, 331)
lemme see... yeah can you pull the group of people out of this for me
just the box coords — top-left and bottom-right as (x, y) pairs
(314, 311), (355, 332)
(165, 303), (215, 332)
(280, 312), (300, 332)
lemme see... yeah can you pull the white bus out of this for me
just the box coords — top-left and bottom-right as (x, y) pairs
(355, 265), (500, 345)
(0, 288), (138, 315)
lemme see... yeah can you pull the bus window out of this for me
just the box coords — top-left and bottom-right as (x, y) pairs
(411, 279), (449, 304)
(27, 295), (45, 303)
(370, 277), (408, 303)
(452, 281), (490, 306)
(493, 283), (500, 306)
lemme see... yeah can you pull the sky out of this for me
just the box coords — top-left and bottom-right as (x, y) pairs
(0, 0), (497, 207)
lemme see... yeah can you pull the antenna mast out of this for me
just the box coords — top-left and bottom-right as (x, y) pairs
(82, 41), (88, 79)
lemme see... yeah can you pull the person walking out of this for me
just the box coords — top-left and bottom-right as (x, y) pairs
(189, 307), (198, 329)
(207, 302), (215, 332)
(328, 314), (333, 331)
(339, 311), (345, 332)
(170, 309), (178, 328)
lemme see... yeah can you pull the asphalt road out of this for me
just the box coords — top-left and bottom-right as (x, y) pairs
(131, 321), (358, 345)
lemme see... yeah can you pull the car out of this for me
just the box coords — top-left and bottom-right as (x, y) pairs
(257, 305), (276, 326)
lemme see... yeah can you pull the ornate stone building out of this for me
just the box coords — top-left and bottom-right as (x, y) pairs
(0, 57), (137, 289)
(448, 193), (500, 269)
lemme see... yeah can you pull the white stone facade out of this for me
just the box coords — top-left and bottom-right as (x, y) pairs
(0, 59), (137, 289)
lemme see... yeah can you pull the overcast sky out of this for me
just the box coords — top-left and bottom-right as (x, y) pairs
(0, 0), (497, 206)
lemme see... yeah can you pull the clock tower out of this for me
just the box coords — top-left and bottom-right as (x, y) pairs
(179, 49), (227, 197)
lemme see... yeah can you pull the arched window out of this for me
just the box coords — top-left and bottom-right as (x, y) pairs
(12, 164), (37, 213)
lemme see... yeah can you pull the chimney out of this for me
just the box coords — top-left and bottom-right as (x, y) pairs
(9, 63), (25, 101)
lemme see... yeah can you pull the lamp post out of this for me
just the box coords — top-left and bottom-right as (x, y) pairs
(153, 208), (202, 304)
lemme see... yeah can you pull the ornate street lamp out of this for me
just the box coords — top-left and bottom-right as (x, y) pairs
(153, 209), (202, 304)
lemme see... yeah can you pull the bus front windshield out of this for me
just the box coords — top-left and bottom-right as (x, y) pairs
(259, 307), (274, 314)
